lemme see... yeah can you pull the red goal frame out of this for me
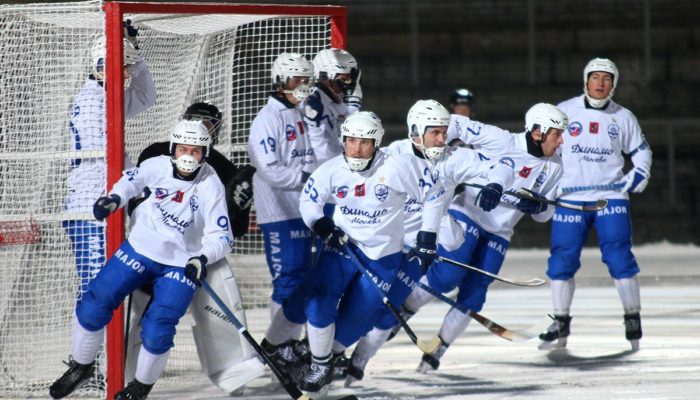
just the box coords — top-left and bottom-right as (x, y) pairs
(102, 2), (347, 397)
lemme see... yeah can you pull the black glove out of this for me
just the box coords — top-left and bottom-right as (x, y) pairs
(409, 231), (438, 274)
(93, 194), (121, 221)
(301, 171), (312, 185)
(342, 68), (362, 107)
(474, 183), (503, 212)
(123, 19), (139, 49)
(516, 190), (548, 214)
(303, 92), (324, 125)
(313, 216), (348, 250)
(184, 255), (208, 286)
(226, 165), (256, 211)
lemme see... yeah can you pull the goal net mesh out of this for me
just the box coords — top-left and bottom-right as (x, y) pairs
(0, 1), (334, 397)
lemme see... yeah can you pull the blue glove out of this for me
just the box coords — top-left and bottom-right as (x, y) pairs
(516, 190), (548, 214)
(408, 231), (437, 274)
(313, 216), (348, 250)
(621, 167), (650, 193)
(93, 194), (121, 221)
(474, 183), (503, 212)
(184, 255), (208, 286)
(303, 92), (324, 125)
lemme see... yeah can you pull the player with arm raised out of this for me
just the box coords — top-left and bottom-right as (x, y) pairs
(247, 52), (317, 380)
(342, 99), (515, 385)
(541, 58), (652, 351)
(297, 111), (446, 395)
(397, 103), (566, 373)
(302, 48), (363, 165)
(63, 20), (156, 297)
(49, 120), (233, 400)
(125, 102), (262, 394)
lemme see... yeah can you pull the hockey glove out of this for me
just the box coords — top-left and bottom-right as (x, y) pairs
(343, 68), (363, 107)
(301, 171), (312, 186)
(226, 165), (256, 211)
(123, 19), (139, 49)
(303, 92), (324, 126)
(621, 166), (650, 193)
(93, 194), (121, 221)
(313, 216), (348, 250)
(516, 190), (548, 214)
(408, 231), (437, 275)
(184, 255), (208, 286)
(474, 183), (503, 212)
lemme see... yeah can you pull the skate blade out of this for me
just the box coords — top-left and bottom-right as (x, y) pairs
(302, 385), (330, 398)
(344, 375), (358, 388)
(415, 361), (437, 374)
(629, 339), (640, 352)
(538, 337), (567, 350)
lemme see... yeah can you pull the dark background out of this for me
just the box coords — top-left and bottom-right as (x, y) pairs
(13, 0), (700, 246)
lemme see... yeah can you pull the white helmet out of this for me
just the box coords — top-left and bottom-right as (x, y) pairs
(169, 120), (211, 173)
(407, 100), (451, 160)
(90, 36), (139, 81)
(312, 48), (358, 81)
(271, 52), (314, 102)
(524, 103), (568, 137)
(340, 111), (384, 171)
(583, 57), (619, 108)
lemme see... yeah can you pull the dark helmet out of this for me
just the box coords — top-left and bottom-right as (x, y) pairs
(183, 101), (222, 145)
(449, 88), (475, 107)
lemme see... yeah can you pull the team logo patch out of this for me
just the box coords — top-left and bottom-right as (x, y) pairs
(335, 185), (349, 198)
(173, 191), (185, 203)
(607, 123), (620, 140)
(568, 121), (583, 137)
(374, 184), (389, 202)
(355, 183), (365, 197)
(154, 188), (169, 199)
(589, 122), (599, 134)
(189, 195), (199, 212)
(499, 157), (515, 169)
(519, 166), (532, 178)
(285, 124), (297, 141)
(535, 171), (547, 188)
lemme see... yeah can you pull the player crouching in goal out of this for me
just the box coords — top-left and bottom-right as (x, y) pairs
(49, 120), (233, 400)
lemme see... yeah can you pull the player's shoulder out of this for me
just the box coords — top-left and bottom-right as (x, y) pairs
(607, 100), (637, 120)
(384, 138), (411, 156)
(556, 95), (583, 110)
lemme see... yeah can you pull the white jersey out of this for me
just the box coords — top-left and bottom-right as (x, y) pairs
(299, 150), (445, 260)
(383, 139), (514, 249)
(63, 58), (157, 215)
(109, 156), (233, 267)
(248, 96), (316, 224)
(557, 94), (652, 201)
(304, 85), (358, 165)
(448, 115), (564, 240)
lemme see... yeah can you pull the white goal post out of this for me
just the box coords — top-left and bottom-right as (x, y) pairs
(0, 1), (346, 398)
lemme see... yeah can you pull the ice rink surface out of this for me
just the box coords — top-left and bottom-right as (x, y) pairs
(153, 242), (700, 399)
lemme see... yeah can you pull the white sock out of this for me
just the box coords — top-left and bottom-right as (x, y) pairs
(268, 301), (282, 325)
(551, 278), (575, 315)
(265, 308), (302, 345)
(307, 323), (334, 358)
(438, 307), (471, 345)
(614, 275), (641, 314)
(332, 340), (347, 354)
(354, 327), (392, 359)
(404, 276), (434, 312)
(135, 346), (170, 385)
(71, 322), (103, 365)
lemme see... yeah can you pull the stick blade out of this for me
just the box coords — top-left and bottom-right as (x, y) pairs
(417, 335), (443, 354)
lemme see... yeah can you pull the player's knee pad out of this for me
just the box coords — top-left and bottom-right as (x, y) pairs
(601, 241), (639, 279)
(427, 262), (465, 294)
(547, 250), (581, 280)
(140, 323), (175, 355)
(456, 284), (488, 312)
(75, 290), (114, 331)
(373, 307), (400, 331)
(305, 294), (339, 328)
(281, 291), (308, 324)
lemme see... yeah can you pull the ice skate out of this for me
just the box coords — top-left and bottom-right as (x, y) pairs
(538, 315), (571, 350)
